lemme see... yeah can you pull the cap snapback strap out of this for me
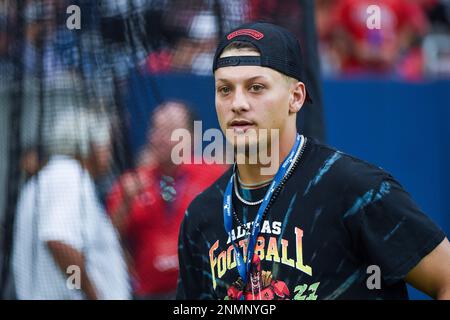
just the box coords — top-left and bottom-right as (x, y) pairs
(215, 56), (262, 70)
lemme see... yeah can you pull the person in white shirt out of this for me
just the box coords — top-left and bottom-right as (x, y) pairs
(12, 106), (130, 299)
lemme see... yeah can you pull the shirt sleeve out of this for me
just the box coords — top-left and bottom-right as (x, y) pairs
(38, 168), (84, 251)
(105, 171), (147, 237)
(354, 174), (446, 285)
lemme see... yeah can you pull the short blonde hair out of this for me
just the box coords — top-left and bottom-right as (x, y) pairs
(221, 41), (260, 55)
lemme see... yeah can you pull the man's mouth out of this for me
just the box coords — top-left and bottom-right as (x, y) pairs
(228, 119), (255, 133)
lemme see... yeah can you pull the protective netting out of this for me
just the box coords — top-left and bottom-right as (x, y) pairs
(2, 0), (450, 301)
(0, 0), (326, 299)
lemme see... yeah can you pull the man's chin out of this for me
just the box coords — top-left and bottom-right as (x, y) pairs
(233, 139), (260, 157)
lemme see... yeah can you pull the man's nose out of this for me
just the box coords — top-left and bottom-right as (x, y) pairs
(231, 88), (250, 113)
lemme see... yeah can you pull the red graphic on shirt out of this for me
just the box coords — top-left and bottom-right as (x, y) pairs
(227, 29), (264, 41)
(226, 255), (290, 300)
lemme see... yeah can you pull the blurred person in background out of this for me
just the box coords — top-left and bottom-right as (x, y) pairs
(421, 0), (450, 76)
(147, 10), (220, 75)
(107, 100), (226, 299)
(12, 105), (130, 299)
(145, 0), (248, 75)
(316, 0), (343, 75)
(23, 0), (84, 79)
(326, 0), (429, 79)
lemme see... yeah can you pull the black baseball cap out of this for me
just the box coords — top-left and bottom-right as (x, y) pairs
(213, 21), (312, 102)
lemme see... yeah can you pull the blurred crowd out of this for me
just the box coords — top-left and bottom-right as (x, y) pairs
(2, 0), (449, 82)
(316, 0), (450, 79)
(135, 0), (450, 79)
(142, 0), (450, 79)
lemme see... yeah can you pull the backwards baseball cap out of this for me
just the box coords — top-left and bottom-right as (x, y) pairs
(213, 21), (312, 102)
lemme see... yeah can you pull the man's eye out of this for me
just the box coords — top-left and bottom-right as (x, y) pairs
(249, 84), (264, 92)
(218, 86), (231, 95)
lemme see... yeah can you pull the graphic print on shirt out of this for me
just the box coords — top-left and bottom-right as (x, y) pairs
(208, 219), (319, 300)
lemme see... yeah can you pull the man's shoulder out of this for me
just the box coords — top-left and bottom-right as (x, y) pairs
(305, 138), (393, 191)
(41, 156), (83, 176)
(37, 156), (87, 189)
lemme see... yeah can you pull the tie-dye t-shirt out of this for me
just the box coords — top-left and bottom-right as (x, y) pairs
(176, 138), (445, 300)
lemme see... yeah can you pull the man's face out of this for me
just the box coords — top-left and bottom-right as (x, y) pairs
(149, 103), (191, 164)
(214, 49), (293, 152)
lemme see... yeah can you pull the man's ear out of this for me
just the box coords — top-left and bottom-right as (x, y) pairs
(288, 81), (306, 114)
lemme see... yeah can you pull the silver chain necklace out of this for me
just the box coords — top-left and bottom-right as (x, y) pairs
(232, 136), (307, 233)
(234, 174), (265, 205)
(233, 135), (306, 206)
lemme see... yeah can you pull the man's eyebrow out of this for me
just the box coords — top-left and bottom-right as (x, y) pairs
(215, 75), (269, 84)
(215, 79), (231, 84)
(245, 75), (270, 82)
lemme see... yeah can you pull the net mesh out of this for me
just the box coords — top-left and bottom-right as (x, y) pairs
(0, 0), (324, 299)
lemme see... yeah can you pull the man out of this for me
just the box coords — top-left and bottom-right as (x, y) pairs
(176, 22), (450, 300)
(107, 101), (226, 299)
(12, 107), (130, 299)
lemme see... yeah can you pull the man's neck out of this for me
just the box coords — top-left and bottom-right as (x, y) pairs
(236, 130), (297, 185)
